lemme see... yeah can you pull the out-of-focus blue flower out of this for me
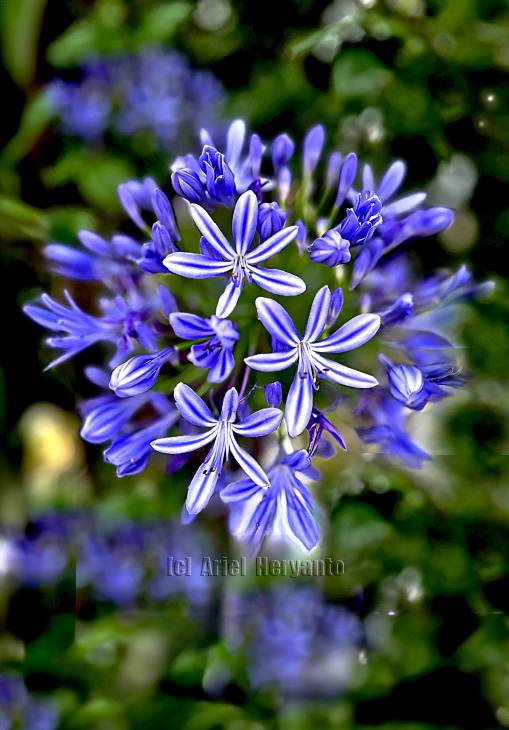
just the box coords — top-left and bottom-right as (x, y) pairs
(170, 313), (240, 383)
(164, 191), (303, 318)
(303, 124), (325, 176)
(25, 291), (160, 368)
(221, 449), (319, 552)
(49, 50), (225, 150)
(47, 61), (112, 142)
(0, 672), (59, 730)
(229, 586), (364, 697)
(152, 384), (283, 514)
(357, 389), (431, 468)
(360, 160), (427, 217)
(379, 354), (465, 411)
(245, 286), (380, 437)
(387, 364), (427, 410)
(272, 133), (295, 172)
(79, 391), (151, 444)
(104, 409), (177, 476)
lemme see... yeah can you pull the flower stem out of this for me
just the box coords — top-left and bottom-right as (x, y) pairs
(174, 337), (210, 352)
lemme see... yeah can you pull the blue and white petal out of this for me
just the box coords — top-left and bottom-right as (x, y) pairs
(173, 382), (218, 427)
(303, 285), (331, 343)
(232, 408), (283, 438)
(255, 297), (300, 346)
(246, 226), (299, 265)
(244, 349), (299, 373)
(311, 314), (381, 353)
(312, 353), (378, 388)
(250, 268), (306, 297)
(190, 204), (236, 259)
(229, 436), (270, 487)
(232, 191), (258, 255)
(164, 252), (233, 278)
(285, 372), (314, 438)
(151, 428), (218, 454)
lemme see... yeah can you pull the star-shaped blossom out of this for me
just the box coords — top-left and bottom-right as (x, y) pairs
(151, 384), (283, 514)
(163, 191), (305, 318)
(245, 286), (381, 437)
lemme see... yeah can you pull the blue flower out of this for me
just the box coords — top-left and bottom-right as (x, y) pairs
(245, 286), (380, 437)
(163, 190), (304, 318)
(25, 291), (160, 368)
(221, 449), (319, 552)
(49, 49), (225, 150)
(357, 389), (431, 468)
(387, 364), (427, 410)
(170, 312), (240, 383)
(24, 292), (118, 368)
(151, 384), (283, 514)
(0, 673), (59, 730)
(379, 355), (465, 411)
(272, 133), (295, 171)
(79, 392), (150, 444)
(303, 124), (325, 176)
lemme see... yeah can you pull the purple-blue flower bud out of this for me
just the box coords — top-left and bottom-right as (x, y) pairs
(272, 133), (295, 171)
(335, 152), (358, 207)
(303, 124), (325, 176)
(152, 189), (180, 242)
(257, 202), (286, 242)
(265, 381), (282, 408)
(172, 169), (208, 205)
(110, 347), (173, 398)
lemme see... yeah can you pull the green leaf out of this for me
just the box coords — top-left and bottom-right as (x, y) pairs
(1, 90), (52, 167)
(0, 0), (48, 88)
(134, 2), (192, 45)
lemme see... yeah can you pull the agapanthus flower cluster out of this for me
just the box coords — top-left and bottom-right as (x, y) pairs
(48, 49), (224, 149)
(26, 117), (492, 552)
